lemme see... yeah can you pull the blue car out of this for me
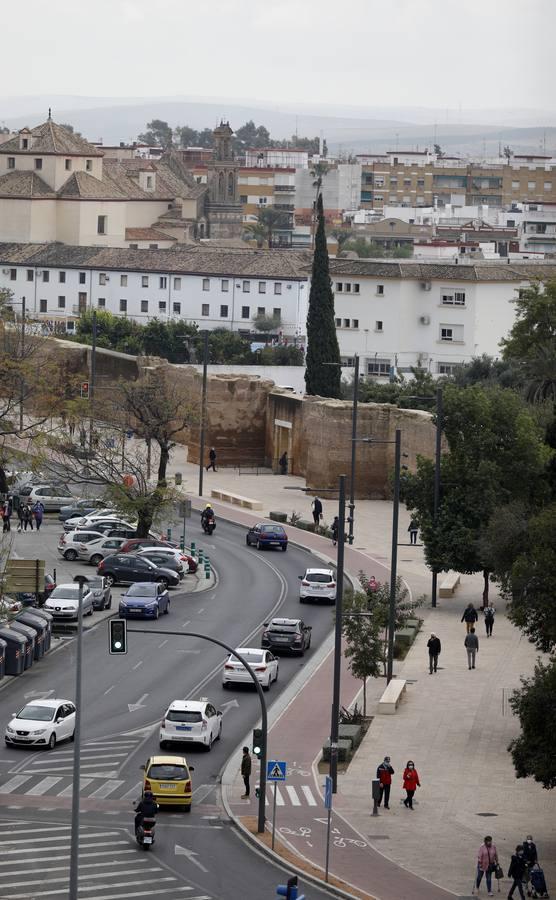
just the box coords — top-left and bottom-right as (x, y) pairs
(118, 582), (170, 619)
(246, 523), (288, 551)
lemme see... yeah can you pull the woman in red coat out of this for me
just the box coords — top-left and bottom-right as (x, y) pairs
(402, 760), (420, 809)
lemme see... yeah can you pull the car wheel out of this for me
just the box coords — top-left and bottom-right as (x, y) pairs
(300, 597), (306, 604)
(70, 730), (75, 742)
(204, 734), (213, 752)
(105, 595), (112, 610)
(159, 741), (167, 750)
(160, 578), (169, 589)
(274, 667), (279, 683)
(217, 722), (222, 740)
(183, 804), (191, 813)
(263, 677), (271, 692)
(245, 536), (251, 546)
(90, 554), (103, 567)
(86, 606), (93, 616)
(64, 549), (78, 561)
(104, 574), (116, 587)
(154, 606), (159, 620)
(281, 544), (287, 552)
(256, 540), (262, 550)
(222, 681), (229, 690)
(47, 733), (56, 751)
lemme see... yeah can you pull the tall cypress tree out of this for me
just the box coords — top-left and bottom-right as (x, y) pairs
(305, 194), (342, 397)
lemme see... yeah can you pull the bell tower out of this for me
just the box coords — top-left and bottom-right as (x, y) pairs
(206, 121), (243, 239)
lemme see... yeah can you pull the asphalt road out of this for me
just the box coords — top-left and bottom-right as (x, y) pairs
(0, 514), (341, 900)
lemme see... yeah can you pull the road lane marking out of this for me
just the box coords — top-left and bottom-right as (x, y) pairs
(0, 832), (121, 846)
(301, 785), (317, 805)
(82, 891), (198, 900)
(88, 779), (124, 798)
(121, 781), (142, 800)
(192, 784), (215, 803)
(0, 775), (32, 793)
(181, 620), (191, 628)
(132, 660), (143, 670)
(0, 850), (136, 866)
(0, 826), (70, 836)
(4, 878), (178, 898)
(0, 841), (129, 856)
(57, 778), (94, 797)
(103, 685), (115, 695)
(26, 776), (63, 795)
(12, 868), (165, 888)
(197, 608), (204, 614)
(274, 786), (285, 806)
(285, 786), (301, 806)
(158, 639), (168, 648)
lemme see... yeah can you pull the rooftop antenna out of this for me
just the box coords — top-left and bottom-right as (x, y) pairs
(48, 107), (52, 121)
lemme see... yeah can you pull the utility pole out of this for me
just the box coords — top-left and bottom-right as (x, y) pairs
(347, 355), (359, 545)
(329, 474), (346, 792)
(386, 430), (401, 683)
(198, 330), (209, 497)
(88, 310), (97, 450)
(69, 575), (87, 899)
(19, 296), (26, 433)
(431, 387), (443, 608)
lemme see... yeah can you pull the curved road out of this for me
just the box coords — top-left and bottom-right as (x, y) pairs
(0, 516), (340, 900)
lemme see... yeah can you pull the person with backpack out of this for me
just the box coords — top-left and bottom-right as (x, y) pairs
(461, 603), (479, 633)
(483, 601), (495, 637)
(32, 501), (45, 532)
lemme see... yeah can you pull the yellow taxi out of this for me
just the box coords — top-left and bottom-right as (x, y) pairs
(141, 754), (194, 810)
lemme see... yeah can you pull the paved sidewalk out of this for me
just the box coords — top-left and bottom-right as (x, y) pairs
(165, 453), (556, 898)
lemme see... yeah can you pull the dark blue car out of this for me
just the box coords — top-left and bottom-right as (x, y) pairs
(246, 523), (288, 551)
(119, 582), (170, 619)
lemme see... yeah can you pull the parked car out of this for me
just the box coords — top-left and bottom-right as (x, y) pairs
(119, 537), (179, 553)
(119, 582), (170, 619)
(97, 554), (180, 588)
(261, 617), (312, 655)
(5, 699), (76, 750)
(81, 575), (112, 611)
(77, 536), (126, 566)
(24, 485), (76, 512)
(134, 550), (184, 579)
(64, 512), (128, 532)
(141, 754), (194, 810)
(299, 568), (337, 604)
(15, 574), (56, 608)
(246, 523), (288, 551)
(58, 529), (104, 561)
(159, 699), (222, 751)
(58, 498), (107, 522)
(124, 542), (197, 573)
(222, 647), (279, 691)
(44, 584), (94, 619)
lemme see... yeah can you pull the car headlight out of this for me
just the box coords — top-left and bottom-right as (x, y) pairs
(6, 726), (15, 734)
(31, 729), (46, 735)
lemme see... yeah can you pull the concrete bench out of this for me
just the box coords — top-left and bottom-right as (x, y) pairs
(378, 678), (407, 715)
(210, 488), (263, 511)
(439, 571), (461, 597)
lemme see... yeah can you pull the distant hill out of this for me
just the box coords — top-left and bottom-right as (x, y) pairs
(2, 96), (555, 157)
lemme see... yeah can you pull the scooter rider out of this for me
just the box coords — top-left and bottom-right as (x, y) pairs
(201, 503), (215, 529)
(135, 791), (158, 833)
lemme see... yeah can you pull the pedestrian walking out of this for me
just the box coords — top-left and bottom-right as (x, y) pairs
(331, 516), (339, 546)
(376, 756), (394, 809)
(279, 451), (288, 475)
(507, 845), (527, 900)
(240, 746), (252, 799)
(461, 602), (479, 633)
(408, 519), (419, 545)
(474, 835), (499, 896)
(206, 447), (217, 472)
(311, 496), (323, 528)
(367, 575), (379, 593)
(522, 835), (538, 893)
(22, 502), (33, 531)
(464, 627), (479, 669)
(2, 497), (12, 533)
(402, 760), (420, 809)
(427, 632), (441, 674)
(483, 601), (495, 637)
(32, 501), (44, 532)
(16, 500), (24, 532)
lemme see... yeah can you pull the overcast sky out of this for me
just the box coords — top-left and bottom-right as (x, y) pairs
(2, 0), (554, 113)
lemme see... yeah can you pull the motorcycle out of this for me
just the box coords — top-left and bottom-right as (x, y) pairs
(135, 816), (156, 850)
(201, 515), (215, 535)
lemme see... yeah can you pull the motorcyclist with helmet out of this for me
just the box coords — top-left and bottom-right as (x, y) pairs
(201, 503), (215, 533)
(134, 791), (158, 833)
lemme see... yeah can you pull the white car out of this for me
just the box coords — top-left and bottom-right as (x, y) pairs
(299, 567), (337, 604)
(64, 510), (124, 531)
(57, 528), (104, 561)
(159, 698), (223, 751)
(5, 699), (76, 750)
(44, 584), (94, 619)
(135, 547), (188, 566)
(222, 647), (279, 691)
(77, 535), (126, 566)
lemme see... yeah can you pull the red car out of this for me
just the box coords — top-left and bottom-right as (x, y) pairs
(119, 538), (198, 574)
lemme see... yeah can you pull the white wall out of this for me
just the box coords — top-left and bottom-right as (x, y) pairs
(186, 364), (306, 393)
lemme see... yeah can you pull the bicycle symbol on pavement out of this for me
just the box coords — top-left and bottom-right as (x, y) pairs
(279, 824), (368, 849)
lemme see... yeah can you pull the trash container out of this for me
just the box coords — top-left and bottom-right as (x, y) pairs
(16, 612), (47, 660)
(0, 628), (26, 675)
(0, 638), (6, 681)
(7, 622), (35, 669)
(27, 607), (53, 652)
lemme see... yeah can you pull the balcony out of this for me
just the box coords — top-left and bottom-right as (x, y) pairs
(274, 203), (294, 211)
(274, 184), (295, 192)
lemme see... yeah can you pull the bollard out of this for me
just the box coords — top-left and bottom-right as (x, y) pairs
(179, 537), (185, 551)
(205, 566), (210, 579)
(174, 472), (182, 485)
(166, 527), (172, 541)
(276, 876), (304, 899)
(371, 777), (381, 816)
(198, 549), (204, 563)
(190, 541), (196, 557)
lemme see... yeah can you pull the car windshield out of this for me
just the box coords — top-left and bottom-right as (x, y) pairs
(50, 587), (81, 599)
(261, 526), (284, 534)
(269, 622), (298, 632)
(166, 711), (202, 723)
(87, 577), (103, 589)
(234, 651), (264, 663)
(148, 764), (188, 780)
(306, 572), (333, 583)
(18, 705), (55, 722)
(126, 584), (157, 597)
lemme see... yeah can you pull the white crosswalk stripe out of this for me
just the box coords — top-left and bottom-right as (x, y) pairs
(56, 777), (95, 797)
(285, 785), (301, 806)
(0, 774), (32, 793)
(265, 783), (320, 807)
(89, 778), (124, 798)
(0, 822), (214, 899)
(26, 776), (63, 795)
(301, 785), (318, 805)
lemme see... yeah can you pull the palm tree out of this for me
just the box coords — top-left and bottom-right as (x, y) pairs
(524, 342), (556, 403)
(243, 221), (267, 248)
(244, 208), (289, 248)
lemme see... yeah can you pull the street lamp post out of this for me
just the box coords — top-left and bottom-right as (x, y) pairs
(198, 330), (209, 497)
(88, 310), (97, 450)
(19, 296), (26, 434)
(322, 356), (359, 544)
(69, 575), (88, 900)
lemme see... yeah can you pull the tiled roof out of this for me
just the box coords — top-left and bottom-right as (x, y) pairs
(0, 172), (55, 197)
(329, 259), (556, 281)
(57, 171), (127, 200)
(125, 228), (177, 242)
(0, 120), (103, 157)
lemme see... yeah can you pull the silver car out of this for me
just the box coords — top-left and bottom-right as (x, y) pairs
(77, 536), (126, 566)
(25, 485), (77, 512)
(44, 584), (94, 620)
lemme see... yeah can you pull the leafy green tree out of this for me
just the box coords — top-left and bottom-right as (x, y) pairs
(243, 221), (267, 248)
(252, 313), (281, 334)
(501, 280), (556, 363)
(342, 589), (384, 715)
(508, 659), (556, 789)
(138, 119), (174, 148)
(176, 125), (200, 147)
(196, 128), (214, 148)
(342, 238), (385, 258)
(202, 329), (253, 364)
(305, 193), (341, 398)
(258, 345), (304, 366)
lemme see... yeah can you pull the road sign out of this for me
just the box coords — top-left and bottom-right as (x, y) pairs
(267, 760), (286, 782)
(178, 499), (192, 519)
(324, 775), (333, 810)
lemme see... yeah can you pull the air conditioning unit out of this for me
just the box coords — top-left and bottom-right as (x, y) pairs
(2, 269), (10, 275)
(104, 276), (110, 282)
(419, 315), (431, 325)
(287, 284), (292, 289)
(421, 281), (432, 291)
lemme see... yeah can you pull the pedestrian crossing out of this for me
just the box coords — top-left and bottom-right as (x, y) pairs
(11, 736), (142, 780)
(0, 821), (212, 900)
(0, 770), (144, 803)
(264, 784), (319, 807)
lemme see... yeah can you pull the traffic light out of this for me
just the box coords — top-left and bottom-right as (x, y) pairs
(252, 727), (263, 759)
(109, 619), (127, 654)
(80, 381), (90, 399)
